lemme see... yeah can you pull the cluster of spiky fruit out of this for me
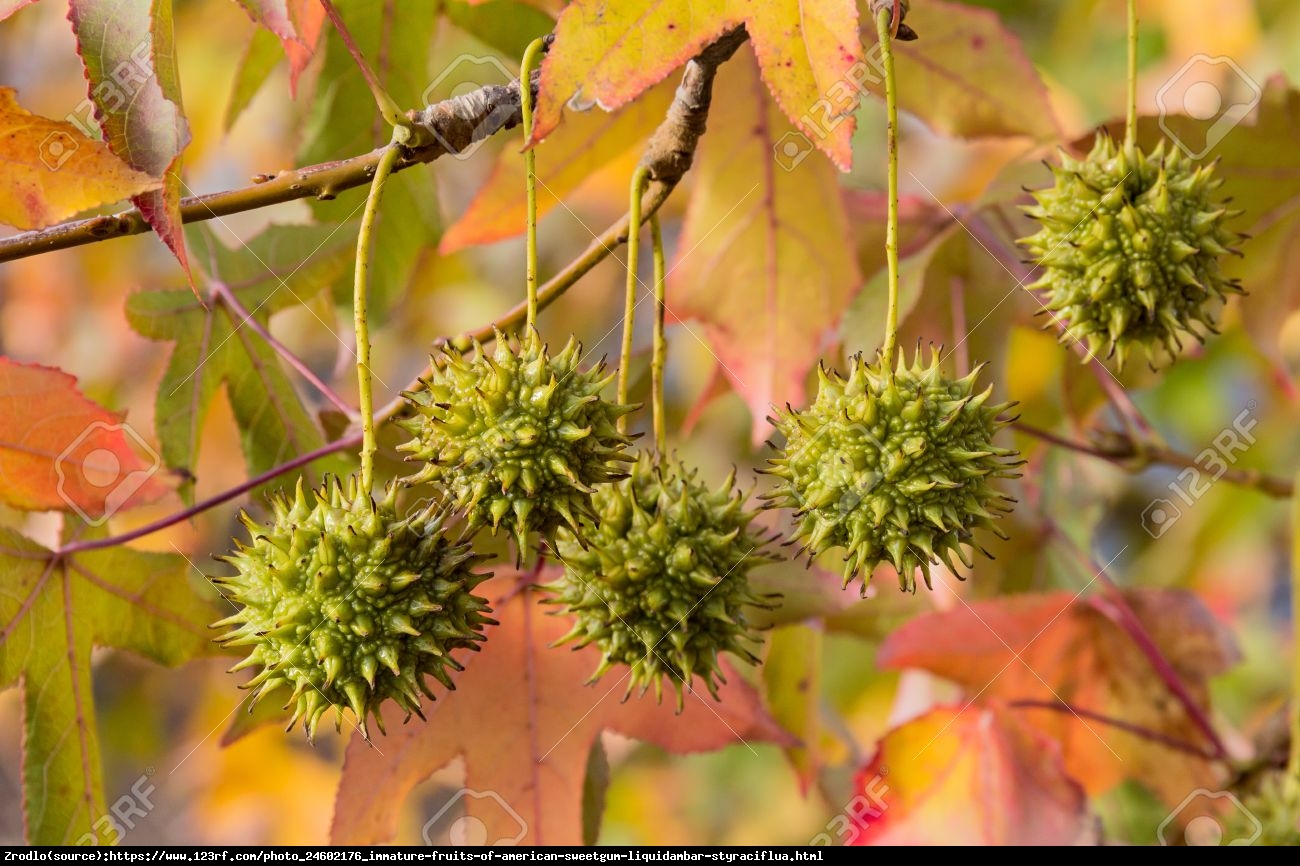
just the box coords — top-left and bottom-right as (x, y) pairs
(1020, 134), (1242, 368)
(398, 327), (635, 556)
(213, 476), (494, 739)
(764, 350), (1020, 592)
(549, 453), (777, 707)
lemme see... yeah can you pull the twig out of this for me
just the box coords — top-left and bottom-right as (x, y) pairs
(318, 0), (405, 126)
(1008, 699), (1220, 761)
(210, 282), (354, 417)
(354, 139), (403, 495)
(381, 30), (748, 418)
(54, 434), (360, 556)
(618, 168), (651, 432)
(1052, 527), (1231, 761)
(519, 38), (548, 330)
(0, 73), (543, 263)
(650, 213), (667, 453)
(874, 4), (902, 368)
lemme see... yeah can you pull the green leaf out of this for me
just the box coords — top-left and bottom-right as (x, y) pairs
(840, 222), (957, 359)
(0, 526), (216, 844)
(762, 624), (824, 792)
(126, 224), (354, 501)
(581, 736), (610, 846)
(298, 0), (440, 313)
(225, 26), (285, 132)
(67, 0), (192, 280)
(444, 0), (554, 59)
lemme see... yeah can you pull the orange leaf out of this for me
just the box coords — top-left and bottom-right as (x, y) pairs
(533, 0), (862, 170)
(0, 358), (167, 522)
(878, 589), (1240, 804)
(331, 581), (794, 845)
(669, 48), (861, 443)
(0, 88), (159, 230)
(848, 704), (1092, 846)
(441, 80), (675, 252)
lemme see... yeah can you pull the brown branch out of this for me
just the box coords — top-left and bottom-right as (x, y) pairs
(0, 70), (545, 264)
(45, 29), (750, 553)
(1012, 420), (1293, 498)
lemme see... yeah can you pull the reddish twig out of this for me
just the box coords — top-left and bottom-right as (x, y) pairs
(54, 433), (360, 557)
(1008, 699), (1220, 761)
(209, 281), (355, 417)
(1050, 527), (1230, 761)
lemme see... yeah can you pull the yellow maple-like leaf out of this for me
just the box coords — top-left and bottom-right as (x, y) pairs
(0, 88), (160, 230)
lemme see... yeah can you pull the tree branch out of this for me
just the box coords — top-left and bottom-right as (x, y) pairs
(377, 27), (749, 419)
(46, 28), (750, 553)
(0, 69), (545, 264)
(1012, 420), (1293, 498)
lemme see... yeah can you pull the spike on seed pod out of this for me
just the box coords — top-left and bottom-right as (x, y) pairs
(547, 452), (779, 710)
(1019, 134), (1243, 369)
(764, 349), (1020, 593)
(398, 328), (636, 558)
(213, 475), (495, 740)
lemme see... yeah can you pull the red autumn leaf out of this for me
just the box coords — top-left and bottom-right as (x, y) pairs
(68, 0), (193, 282)
(532, 0), (863, 170)
(331, 581), (794, 845)
(847, 704), (1093, 846)
(0, 0), (36, 22)
(0, 358), (168, 521)
(232, 0), (326, 93)
(878, 588), (1240, 804)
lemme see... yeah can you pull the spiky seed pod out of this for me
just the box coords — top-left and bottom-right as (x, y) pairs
(1019, 134), (1243, 369)
(1224, 775), (1299, 846)
(212, 475), (495, 740)
(549, 453), (778, 709)
(764, 349), (1021, 593)
(398, 328), (636, 557)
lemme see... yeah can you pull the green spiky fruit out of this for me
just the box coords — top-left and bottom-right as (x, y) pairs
(1019, 134), (1242, 368)
(398, 328), (635, 556)
(1225, 775), (1300, 846)
(549, 453), (777, 708)
(213, 475), (495, 740)
(764, 350), (1021, 593)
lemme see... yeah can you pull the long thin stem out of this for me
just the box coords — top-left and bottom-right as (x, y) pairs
(520, 37), (548, 330)
(55, 434), (359, 556)
(211, 282), (355, 417)
(1289, 468), (1300, 789)
(617, 167), (651, 432)
(355, 137), (404, 496)
(875, 4), (902, 369)
(318, 0), (406, 127)
(649, 213), (667, 452)
(1008, 699), (1219, 760)
(1125, 0), (1139, 150)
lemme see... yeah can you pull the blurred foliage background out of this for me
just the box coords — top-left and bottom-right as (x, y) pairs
(2, 0), (1299, 846)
